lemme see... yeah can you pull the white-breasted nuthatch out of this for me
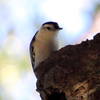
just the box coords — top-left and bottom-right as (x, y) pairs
(30, 21), (62, 70)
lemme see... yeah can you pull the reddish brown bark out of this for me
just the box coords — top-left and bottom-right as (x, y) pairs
(34, 33), (100, 100)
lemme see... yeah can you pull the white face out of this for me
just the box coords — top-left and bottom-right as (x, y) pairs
(36, 24), (61, 43)
(41, 24), (59, 32)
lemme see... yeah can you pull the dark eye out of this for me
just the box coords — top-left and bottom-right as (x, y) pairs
(46, 27), (51, 30)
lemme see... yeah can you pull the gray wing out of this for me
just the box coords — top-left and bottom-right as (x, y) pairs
(29, 31), (38, 70)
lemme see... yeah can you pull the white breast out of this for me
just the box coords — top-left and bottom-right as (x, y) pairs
(34, 30), (58, 69)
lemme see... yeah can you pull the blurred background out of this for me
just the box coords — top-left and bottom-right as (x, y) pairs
(0, 0), (100, 100)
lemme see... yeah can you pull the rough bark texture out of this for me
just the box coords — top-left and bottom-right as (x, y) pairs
(34, 33), (100, 100)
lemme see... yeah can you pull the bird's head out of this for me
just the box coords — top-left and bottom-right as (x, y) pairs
(37, 22), (62, 42)
(41, 21), (62, 32)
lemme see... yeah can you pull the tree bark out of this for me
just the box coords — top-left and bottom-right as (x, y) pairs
(34, 33), (100, 100)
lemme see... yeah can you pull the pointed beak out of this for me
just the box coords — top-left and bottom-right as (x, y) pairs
(58, 27), (63, 30)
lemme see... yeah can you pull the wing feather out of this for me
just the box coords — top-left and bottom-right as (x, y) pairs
(29, 31), (38, 70)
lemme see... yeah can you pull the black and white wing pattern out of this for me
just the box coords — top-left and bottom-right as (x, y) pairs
(29, 31), (38, 70)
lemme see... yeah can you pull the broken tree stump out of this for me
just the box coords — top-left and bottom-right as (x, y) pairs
(34, 33), (100, 100)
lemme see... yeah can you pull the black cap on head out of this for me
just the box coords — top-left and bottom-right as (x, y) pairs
(42, 21), (62, 30)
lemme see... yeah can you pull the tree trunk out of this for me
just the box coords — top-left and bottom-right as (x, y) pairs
(34, 33), (100, 100)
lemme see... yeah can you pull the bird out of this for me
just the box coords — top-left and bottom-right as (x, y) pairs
(29, 21), (62, 70)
